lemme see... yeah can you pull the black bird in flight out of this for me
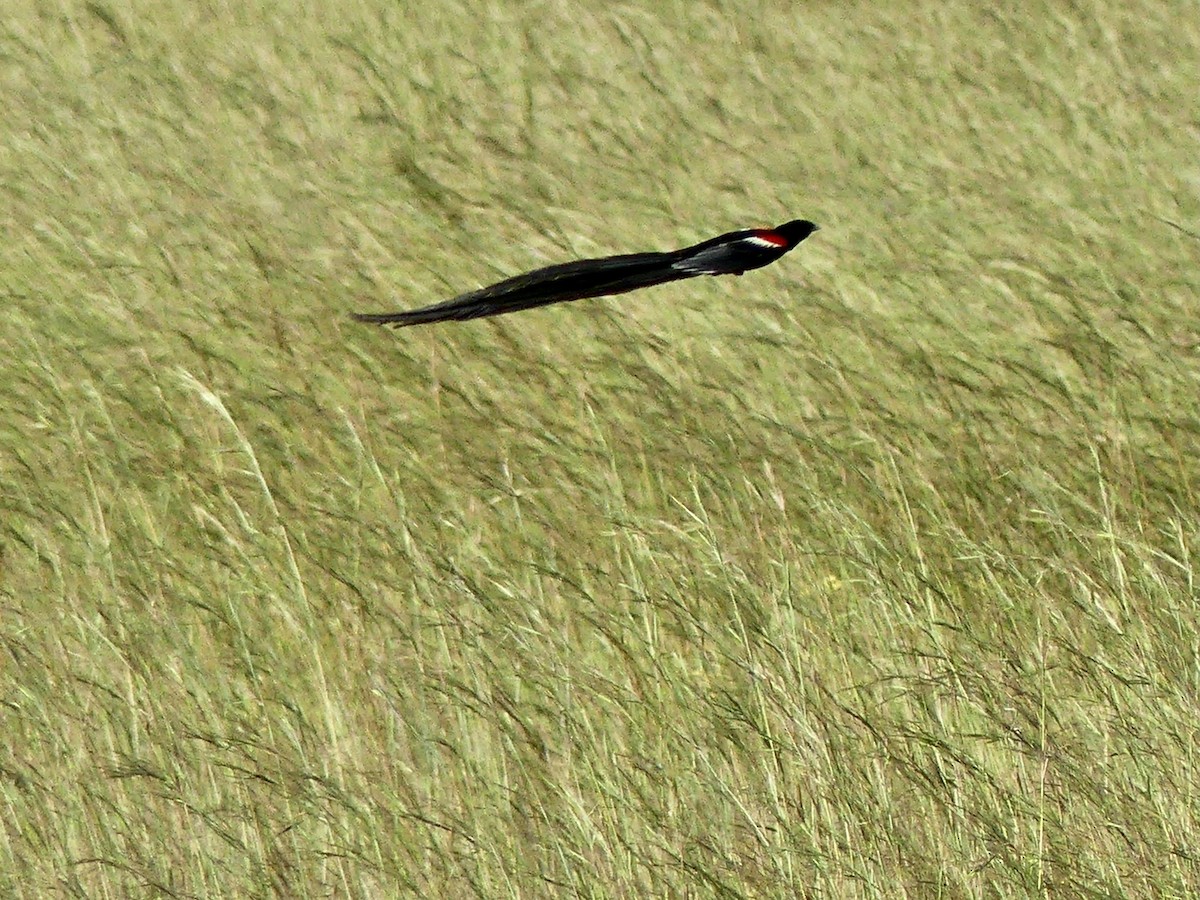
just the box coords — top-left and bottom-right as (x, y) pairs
(352, 219), (818, 328)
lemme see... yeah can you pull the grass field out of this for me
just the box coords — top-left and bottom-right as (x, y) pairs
(3, 0), (1200, 896)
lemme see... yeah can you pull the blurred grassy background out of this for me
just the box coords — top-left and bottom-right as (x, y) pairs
(2, 0), (1199, 896)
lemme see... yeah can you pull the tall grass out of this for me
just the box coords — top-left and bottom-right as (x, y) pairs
(2, 0), (1199, 896)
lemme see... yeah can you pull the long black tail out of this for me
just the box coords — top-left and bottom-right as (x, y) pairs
(352, 251), (693, 327)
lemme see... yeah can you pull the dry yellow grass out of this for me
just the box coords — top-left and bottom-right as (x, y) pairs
(2, 1), (1199, 896)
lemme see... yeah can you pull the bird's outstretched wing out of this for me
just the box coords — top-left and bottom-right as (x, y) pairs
(668, 230), (762, 275)
(351, 251), (691, 327)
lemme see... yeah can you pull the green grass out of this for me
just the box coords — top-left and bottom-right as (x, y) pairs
(3, 0), (1200, 896)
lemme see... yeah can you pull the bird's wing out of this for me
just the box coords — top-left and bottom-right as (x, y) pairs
(668, 231), (761, 275)
(353, 251), (693, 327)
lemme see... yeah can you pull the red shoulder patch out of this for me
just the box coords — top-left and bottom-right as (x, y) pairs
(749, 230), (789, 247)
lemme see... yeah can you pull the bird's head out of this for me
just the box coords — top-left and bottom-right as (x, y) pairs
(773, 219), (819, 246)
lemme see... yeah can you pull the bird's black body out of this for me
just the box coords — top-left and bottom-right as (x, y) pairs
(352, 219), (817, 327)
